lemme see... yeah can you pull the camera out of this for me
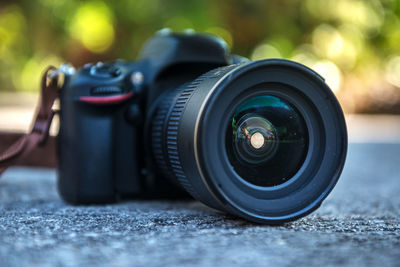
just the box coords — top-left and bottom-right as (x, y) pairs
(57, 31), (347, 224)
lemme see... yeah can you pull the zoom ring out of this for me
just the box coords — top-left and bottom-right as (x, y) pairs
(151, 89), (179, 182)
(152, 64), (240, 200)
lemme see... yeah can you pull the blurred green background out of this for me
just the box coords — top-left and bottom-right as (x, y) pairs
(1, 0), (400, 113)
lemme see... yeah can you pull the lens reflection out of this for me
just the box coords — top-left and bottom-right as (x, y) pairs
(234, 114), (279, 165)
(226, 95), (308, 187)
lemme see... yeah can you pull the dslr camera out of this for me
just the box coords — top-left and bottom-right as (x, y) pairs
(57, 31), (347, 224)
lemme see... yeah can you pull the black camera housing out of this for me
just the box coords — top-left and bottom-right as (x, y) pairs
(57, 32), (347, 223)
(57, 32), (241, 203)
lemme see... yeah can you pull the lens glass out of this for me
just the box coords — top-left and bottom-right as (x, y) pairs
(226, 95), (308, 187)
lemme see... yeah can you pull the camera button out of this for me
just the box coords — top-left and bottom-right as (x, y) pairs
(90, 64), (122, 78)
(91, 86), (123, 96)
(111, 67), (122, 77)
(83, 63), (93, 69)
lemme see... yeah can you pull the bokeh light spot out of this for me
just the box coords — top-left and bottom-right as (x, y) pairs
(0, 6), (27, 57)
(251, 44), (281, 60)
(313, 24), (343, 59)
(68, 2), (114, 53)
(12, 55), (63, 92)
(312, 60), (342, 93)
(290, 48), (318, 69)
(205, 27), (233, 48)
(385, 56), (400, 88)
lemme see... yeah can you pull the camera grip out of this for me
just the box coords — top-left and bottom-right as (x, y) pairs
(57, 103), (116, 204)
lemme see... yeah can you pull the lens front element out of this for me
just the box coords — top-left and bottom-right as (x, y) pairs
(226, 95), (309, 187)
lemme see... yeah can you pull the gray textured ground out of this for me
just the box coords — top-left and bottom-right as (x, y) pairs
(0, 142), (400, 267)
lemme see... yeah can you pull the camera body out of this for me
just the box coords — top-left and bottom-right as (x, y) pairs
(58, 32), (242, 203)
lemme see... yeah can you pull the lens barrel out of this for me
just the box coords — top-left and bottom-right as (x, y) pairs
(150, 59), (347, 224)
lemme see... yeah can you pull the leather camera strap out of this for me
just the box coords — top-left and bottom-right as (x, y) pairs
(0, 66), (59, 175)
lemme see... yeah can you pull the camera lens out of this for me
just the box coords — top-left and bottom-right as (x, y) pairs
(226, 95), (308, 187)
(149, 59), (347, 224)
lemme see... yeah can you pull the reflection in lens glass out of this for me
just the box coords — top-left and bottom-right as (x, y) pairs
(226, 95), (309, 187)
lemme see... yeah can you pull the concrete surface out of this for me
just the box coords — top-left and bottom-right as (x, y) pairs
(0, 116), (400, 266)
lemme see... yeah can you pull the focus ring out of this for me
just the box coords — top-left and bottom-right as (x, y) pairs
(165, 65), (239, 199)
(151, 89), (178, 182)
(152, 65), (239, 200)
(151, 84), (201, 198)
(165, 84), (198, 198)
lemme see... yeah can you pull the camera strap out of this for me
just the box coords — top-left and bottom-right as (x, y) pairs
(0, 66), (59, 175)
